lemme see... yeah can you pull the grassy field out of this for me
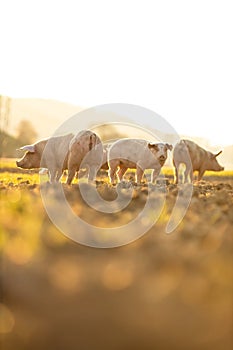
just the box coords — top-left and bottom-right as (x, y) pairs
(1, 159), (233, 350)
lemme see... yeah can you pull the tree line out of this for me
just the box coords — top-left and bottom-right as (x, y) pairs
(0, 120), (37, 157)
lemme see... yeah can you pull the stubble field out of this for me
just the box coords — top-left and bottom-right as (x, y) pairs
(0, 159), (233, 350)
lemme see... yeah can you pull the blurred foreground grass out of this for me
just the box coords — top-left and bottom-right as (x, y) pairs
(0, 161), (233, 350)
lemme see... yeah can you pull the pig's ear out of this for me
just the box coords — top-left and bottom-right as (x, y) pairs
(214, 150), (222, 158)
(165, 143), (173, 151)
(148, 143), (159, 151)
(18, 145), (36, 153)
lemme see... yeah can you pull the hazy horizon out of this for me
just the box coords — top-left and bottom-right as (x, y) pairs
(1, 96), (232, 149)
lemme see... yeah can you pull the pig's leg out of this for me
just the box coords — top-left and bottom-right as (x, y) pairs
(88, 166), (97, 182)
(174, 165), (179, 184)
(66, 168), (76, 185)
(197, 170), (205, 181)
(184, 164), (192, 183)
(56, 168), (63, 182)
(117, 166), (127, 182)
(49, 169), (57, 183)
(109, 167), (117, 184)
(108, 160), (118, 184)
(66, 157), (76, 185)
(67, 154), (79, 185)
(136, 166), (144, 184)
(151, 168), (160, 183)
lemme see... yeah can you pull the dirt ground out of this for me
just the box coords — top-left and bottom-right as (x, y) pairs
(0, 171), (233, 350)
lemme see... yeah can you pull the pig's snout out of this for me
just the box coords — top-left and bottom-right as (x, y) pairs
(16, 160), (23, 168)
(159, 155), (166, 164)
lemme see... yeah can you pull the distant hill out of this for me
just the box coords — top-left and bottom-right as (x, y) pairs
(8, 98), (82, 139)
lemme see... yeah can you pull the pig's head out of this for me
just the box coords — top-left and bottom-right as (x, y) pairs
(207, 150), (224, 172)
(148, 143), (173, 166)
(16, 144), (41, 169)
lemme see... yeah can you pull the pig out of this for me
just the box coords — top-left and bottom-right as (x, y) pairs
(108, 139), (173, 184)
(173, 139), (224, 183)
(16, 134), (74, 182)
(66, 130), (103, 185)
(76, 144), (109, 179)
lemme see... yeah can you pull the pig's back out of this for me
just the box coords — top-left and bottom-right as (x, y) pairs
(177, 140), (207, 170)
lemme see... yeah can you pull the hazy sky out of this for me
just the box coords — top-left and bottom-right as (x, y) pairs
(1, 0), (232, 146)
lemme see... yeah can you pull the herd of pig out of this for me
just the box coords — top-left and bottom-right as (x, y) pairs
(16, 130), (224, 185)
